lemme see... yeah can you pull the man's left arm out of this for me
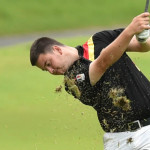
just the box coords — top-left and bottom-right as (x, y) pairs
(127, 35), (150, 52)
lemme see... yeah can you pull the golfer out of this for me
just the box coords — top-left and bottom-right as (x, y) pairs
(30, 13), (150, 150)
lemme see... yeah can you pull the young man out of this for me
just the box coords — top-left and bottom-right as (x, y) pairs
(30, 13), (150, 149)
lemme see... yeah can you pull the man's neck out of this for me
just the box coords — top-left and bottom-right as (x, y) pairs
(65, 46), (80, 68)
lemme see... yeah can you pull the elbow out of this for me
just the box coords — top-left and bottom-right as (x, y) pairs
(100, 54), (113, 71)
(96, 58), (110, 74)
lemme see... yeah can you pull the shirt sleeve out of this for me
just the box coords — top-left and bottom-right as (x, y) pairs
(92, 28), (124, 59)
(82, 28), (124, 60)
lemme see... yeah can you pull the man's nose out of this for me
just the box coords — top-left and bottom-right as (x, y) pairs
(47, 67), (54, 74)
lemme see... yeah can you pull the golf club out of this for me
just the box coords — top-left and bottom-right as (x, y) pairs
(136, 0), (150, 43)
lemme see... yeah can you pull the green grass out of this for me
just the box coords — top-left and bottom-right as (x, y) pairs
(127, 52), (150, 79)
(0, 0), (147, 36)
(0, 37), (103, 150)
(0, 36), (150, 150)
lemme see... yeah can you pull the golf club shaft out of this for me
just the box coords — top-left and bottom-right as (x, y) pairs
(145, 0), (149, 12)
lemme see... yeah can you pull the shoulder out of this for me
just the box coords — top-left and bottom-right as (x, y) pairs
(81, 28), (125, 60)
(93, 28), (124, 42)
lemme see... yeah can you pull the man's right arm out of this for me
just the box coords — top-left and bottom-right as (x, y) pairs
(127, 35), (150, 52)
(89, 13), (150, 86)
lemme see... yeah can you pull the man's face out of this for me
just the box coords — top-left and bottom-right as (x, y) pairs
(36, 47), (67, 75)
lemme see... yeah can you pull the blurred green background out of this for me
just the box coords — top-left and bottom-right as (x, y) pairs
(0, 0), (150, 150)
(0, 0), (146, 36)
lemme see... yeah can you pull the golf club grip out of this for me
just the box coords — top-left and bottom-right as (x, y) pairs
(136, 0), (150, 43)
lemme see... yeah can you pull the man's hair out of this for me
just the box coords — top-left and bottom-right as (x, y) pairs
(30, 37), (64, 66)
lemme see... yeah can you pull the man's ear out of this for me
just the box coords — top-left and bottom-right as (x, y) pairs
(52, 45), (62, 55)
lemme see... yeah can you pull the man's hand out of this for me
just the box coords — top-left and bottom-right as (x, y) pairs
(127, 13), (150, 36)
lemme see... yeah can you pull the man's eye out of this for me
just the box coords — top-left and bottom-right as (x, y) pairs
(47, 64), (50, 67)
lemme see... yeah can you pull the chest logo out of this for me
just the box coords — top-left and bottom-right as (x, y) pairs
(76, 74), (85, 82)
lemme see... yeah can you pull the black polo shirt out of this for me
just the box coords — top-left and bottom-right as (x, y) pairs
(65, 29), (150, 132)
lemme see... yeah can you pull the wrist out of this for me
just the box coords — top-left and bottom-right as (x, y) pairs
(124, 26), (135, 37)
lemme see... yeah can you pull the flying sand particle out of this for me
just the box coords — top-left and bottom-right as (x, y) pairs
(108, 88), (131, 111)
(113, 96), (131, 111)
(55, 85), (62, 92)
(64, 76), (81, 99)
(127, 137), (133, 144)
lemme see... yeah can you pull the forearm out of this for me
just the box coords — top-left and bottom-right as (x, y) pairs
(89, 13), (150, 86)
(89, 28), (134, 86)
(99, 27), (134, 68)
(127, 35), (150, 52)
(97, 11), (150, 67)
(139, 38), (150, 52)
